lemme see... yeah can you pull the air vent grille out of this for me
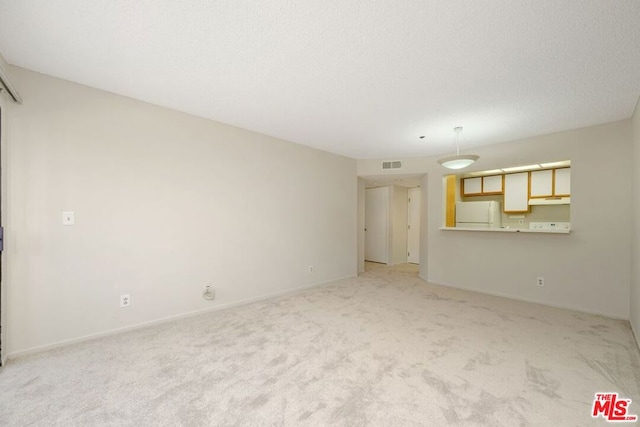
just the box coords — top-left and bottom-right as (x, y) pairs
(382, 160), (402, 170)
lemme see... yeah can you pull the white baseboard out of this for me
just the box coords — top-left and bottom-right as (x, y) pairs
(7, 274), (357, 360)
(420, 274), (629, 321)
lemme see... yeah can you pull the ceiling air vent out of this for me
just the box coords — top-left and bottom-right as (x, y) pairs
(382, 160), (402, 170)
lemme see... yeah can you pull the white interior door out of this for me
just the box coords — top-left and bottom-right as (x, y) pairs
(365, 187), (389, 263)
(407, 188), (420, 264)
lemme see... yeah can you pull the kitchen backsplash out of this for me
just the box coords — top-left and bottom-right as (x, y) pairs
(501, 204), (570, 228)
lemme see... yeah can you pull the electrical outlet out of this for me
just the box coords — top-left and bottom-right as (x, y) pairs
(536, 277), (545, 287)
(62, 211), (75, 225)
(120, 294), (131, 307)
(203, 284), (215, 301)
(308, 265), (314, 273)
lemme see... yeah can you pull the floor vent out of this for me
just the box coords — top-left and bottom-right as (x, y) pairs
(382, 160), (402, 170)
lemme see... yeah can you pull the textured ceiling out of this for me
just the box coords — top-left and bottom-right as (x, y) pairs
(1, 1), (639, 160)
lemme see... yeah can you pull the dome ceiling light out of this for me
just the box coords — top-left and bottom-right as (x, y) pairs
(437, 126), (479, 170)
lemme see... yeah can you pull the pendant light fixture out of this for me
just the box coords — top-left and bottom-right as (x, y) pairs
(437, 126), (479, 170)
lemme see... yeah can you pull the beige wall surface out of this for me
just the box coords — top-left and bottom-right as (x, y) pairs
(0, 91), (5, 365)
(0, 51), (10, 364)
(4, 67), (358, 355)
(359, 120), (633, 319)
(357, 178), (365, 273)
(632, 98), (640, 342)
(391, 186), (408, 265)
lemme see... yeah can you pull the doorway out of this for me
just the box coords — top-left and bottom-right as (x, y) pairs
(360, 174), (425, 270)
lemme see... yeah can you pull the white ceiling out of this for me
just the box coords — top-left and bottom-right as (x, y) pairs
(1, 1), (639, 160)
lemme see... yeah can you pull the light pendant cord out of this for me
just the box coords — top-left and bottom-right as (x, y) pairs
(454, 126), (463, 155)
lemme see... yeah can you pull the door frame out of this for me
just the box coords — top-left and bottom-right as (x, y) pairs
(358, 174), (427, 273)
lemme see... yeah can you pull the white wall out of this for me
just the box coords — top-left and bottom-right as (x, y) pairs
(0, 52), (11, 364)
(420, 175), (429, 269)
(390, 186), (408, 265)
(4, 67), (358, 356)
(631, 98), (640, 342)
(359, 120), (632, 319)
(357, 178), (365, 273)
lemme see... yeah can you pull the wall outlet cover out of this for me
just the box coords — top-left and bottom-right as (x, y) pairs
(62, 211), (75, 225)
(120, 294), (131, 307)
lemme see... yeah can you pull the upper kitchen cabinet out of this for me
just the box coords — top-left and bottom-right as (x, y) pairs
(554, 167), (570, 196)
(530, 169), (553, 197)
(530, 167), (571, 199)
(461, 175), (503, 196)
(482, 175), (503, 194)
(503, 172), (530, 213)
(461, 177), (482, 195)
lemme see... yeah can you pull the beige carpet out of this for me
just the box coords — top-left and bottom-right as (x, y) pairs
(1, 262), (639, 426)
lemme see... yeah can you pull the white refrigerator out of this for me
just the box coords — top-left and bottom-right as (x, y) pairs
(455, 201), (501, 228)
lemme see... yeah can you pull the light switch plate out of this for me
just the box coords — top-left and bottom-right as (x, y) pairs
(62, 211), (75, 225)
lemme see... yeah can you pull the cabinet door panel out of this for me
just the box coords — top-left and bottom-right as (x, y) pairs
(504, 172), (529, 212)
(530, 169), (553, 197)
(483, 175), (503, 193)
(462, 177), (482, 195)
(554, 168), (570, 195)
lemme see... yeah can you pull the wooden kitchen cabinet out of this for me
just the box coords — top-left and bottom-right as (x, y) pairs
(554, 167), (570, 195)
(530, 167), (571, 199)
(504, 172), (529, 213)
(530, 169), (553, 197)
(482, 175), (503, 194)
(461, 177), (482, 195)
(462, 175), (503, 196)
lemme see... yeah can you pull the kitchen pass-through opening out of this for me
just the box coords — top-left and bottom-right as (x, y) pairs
(443, 160), (571, 232)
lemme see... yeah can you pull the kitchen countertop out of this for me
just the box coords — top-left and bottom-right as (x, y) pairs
(439, 227), (570, 234)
